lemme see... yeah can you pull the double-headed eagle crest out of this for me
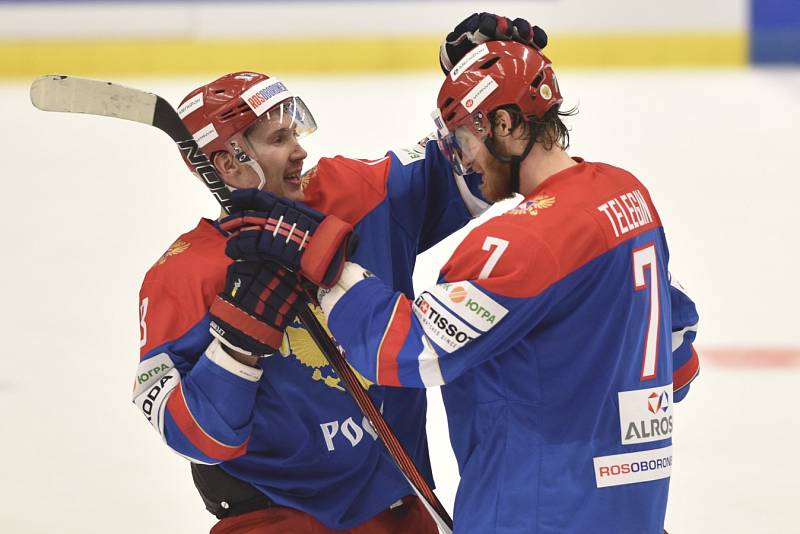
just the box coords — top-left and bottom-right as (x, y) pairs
(280, 304), (374, 392)
(300, 165), (317, 192)
(508, 194), (556, 216)
(157, 239), (191, 265)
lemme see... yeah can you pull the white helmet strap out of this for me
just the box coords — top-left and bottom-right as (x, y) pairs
(243, 159), (267, 190)
(225, 138), (268, 192)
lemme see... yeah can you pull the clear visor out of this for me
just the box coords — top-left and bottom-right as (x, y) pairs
(255, 96), (317, 139)
(436, 123), (487, 176)
(237, 96), (317, 161)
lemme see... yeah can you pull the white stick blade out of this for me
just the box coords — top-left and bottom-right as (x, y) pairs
(30, 75), (158, 125)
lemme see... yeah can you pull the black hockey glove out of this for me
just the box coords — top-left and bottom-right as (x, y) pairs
(439, 12), (548, 74)
(209, 261), (303, 356)
(219, 189), (358, 289)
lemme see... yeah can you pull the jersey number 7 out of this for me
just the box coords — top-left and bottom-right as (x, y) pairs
(479, 236), (509, 279)
(633, 244), (660, 380)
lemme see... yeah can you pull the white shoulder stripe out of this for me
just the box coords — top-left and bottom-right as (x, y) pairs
(418, 335), (445, 387)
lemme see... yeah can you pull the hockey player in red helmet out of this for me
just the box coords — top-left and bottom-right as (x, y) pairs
(133, 13), (551, 532)
(434, 40), (574, 201)
(136, 69), (448, 533)
(178, 71), (316, 202)
(248, 39), (702, 533)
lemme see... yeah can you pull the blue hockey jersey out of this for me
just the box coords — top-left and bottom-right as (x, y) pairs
(320, 159), (700, 533)
(132, 140), (485, 529)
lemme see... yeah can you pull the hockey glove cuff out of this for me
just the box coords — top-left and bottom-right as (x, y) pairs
(317, 262), (375, 319)
(440, 12), (547, 73)
(209, 261), (303, 356)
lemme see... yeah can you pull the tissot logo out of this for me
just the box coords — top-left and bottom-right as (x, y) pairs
(417, 298), (429, 314)
(414, 296), (474, 344)
(413, 294), (478, 352)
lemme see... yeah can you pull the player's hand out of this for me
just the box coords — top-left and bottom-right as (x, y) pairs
(439, 12), (548, 74)
(220, 189), (358, 288)
(209, 261), (303, 356)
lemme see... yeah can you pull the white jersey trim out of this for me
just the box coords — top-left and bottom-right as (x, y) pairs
(319, 261), (373, 318)
(418, 335), (445, 387)
(671, 324), (698, 352)
(132, 358), (180, 437)
(205, 338), (263, 382)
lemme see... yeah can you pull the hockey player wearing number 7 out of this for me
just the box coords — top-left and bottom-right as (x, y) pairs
(230, 40), (701, 533)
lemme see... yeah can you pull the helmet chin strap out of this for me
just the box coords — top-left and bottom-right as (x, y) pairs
(228, 142), (268, 191)
(243, 159), (268, 190)
(484, 120), (537, 195)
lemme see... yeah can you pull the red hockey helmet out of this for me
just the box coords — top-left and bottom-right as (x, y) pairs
(178, 71), (316, 187)
(432, 40), (562, 175)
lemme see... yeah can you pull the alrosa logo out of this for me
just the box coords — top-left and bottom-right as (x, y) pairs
(648, 390), (670, 414)
(625, 389), (673, 442)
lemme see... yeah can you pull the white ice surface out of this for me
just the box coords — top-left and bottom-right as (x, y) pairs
(1, 68), (799, 533)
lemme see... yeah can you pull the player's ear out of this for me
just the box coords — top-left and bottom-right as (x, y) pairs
(493, 109), (514, 138)
(213, 151), (239, 181)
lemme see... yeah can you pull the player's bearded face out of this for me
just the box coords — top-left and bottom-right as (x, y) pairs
(464, 140), (513, 202)
(478, 152), (514, 202)
(454, 126), (514, 203)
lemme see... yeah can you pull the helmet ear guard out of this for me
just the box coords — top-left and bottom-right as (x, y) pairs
(230, 140), (251, 163)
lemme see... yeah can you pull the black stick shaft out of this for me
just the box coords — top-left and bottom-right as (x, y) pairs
(295, 304), (453, 529)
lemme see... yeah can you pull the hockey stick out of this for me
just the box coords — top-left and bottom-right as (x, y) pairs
(30, 75), (453, 533)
